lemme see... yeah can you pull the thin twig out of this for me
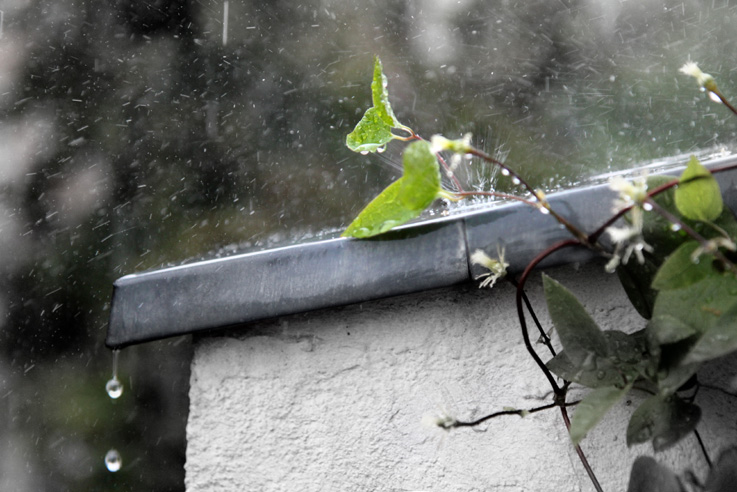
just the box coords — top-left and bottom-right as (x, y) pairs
(452, 400), (580, 428)
(693, 428), (713, 469)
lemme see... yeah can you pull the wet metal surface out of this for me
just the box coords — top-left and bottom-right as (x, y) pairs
(107, 155), (737, 348)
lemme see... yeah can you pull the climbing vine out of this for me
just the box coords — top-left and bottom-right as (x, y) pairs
(343, 56), (737, 490)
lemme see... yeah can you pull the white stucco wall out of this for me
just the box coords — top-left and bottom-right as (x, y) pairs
(185, 262), (737, 491)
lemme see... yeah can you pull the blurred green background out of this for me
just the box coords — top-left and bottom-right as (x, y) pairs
(2, 0), (737, 489)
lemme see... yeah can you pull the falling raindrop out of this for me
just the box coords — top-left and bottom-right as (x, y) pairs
(106, 349), (123, 399)
(643, 202), (653, 211)
(106, 378), (123, 399)
(105, 449), (122, 472)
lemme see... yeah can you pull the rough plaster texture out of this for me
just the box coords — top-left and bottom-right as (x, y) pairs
(186, 262), (737, 491)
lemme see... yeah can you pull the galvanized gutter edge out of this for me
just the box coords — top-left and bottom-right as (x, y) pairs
(106, 155), (737, 348)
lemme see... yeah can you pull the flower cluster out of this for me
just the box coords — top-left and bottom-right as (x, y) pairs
(430, 133), (473, 155)
(605, 175), (653, 272)
(691, 236), (737, 263)
(471, 245), (509, 288)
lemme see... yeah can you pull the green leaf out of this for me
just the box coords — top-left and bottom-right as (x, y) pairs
(543, 275), (608, 365)
(345, 107), (396, 153)
(398, 138), (441, 209)
(371, 56), (402, 128)
(626, 394), (700, 451)
(616, 253), (660, 319)
(684, 301), (737, 363)
(656, 339), (701, 395)
(626, 456), (683, 492)
(674, 155), (722, 222)
(650, 271), (737, 343)
(342, 140), (440, 238)
(570, 384), (632, 445)
(647, 315), (696, 345)
(651, 241), (713, 290)
(547, 351), (625, 388)
(648, 271), (737, 392)
(345, 56), (409, 154)
(547, 330), (649, 388)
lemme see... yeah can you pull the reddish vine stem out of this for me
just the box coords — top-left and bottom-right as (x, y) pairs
(560, 405), (605, 492)
(466, 148), (537, 197)
(515, 238), (609, 490)
(508, 278), (556, 357)
(467, 147), (592, 244)
(436, 152), (465, 193)
(710, 88), (737, 117)
(514, 239), (583, 395)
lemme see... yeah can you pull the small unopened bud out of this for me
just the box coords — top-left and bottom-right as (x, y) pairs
(679, 61), (717, 92)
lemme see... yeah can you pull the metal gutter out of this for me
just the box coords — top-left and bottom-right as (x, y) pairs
(106, 154), (737, 348)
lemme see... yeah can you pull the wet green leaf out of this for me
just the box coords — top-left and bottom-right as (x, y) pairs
(685, 302), (737, 364)
(570, 384), (632, 445)
(547, 350), (625, 388)
(626, 394), (700, 451)
(543, 275), (608, 365)
(342, 140), (440, 238)
(547, 330), (649, 388)
(370, 55), (402, 128)
(345, 107), (396, 153)
(674, 156), (722, 222)
(345, 56), (408, 154)
(652, 241), (713, 291)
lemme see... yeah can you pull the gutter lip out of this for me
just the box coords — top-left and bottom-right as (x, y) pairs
(106, 152), (737, 348)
